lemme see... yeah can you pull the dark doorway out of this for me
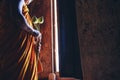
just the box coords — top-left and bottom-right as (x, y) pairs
(58, 0), (83, 79)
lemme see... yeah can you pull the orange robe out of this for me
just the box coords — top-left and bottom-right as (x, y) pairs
(0, 3), (42, 80)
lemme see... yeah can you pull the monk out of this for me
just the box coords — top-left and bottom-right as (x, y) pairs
(0, 0), (43, 80)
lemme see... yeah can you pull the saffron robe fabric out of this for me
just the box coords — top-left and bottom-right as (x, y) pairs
(0, 2), (42, 80)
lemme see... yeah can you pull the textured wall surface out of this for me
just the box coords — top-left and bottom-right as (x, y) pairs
(76, 0), (120, 80)
(30, 0), (52, 79)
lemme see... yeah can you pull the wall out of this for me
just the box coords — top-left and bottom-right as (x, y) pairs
(76, 0), (120, 80)
(30, 0), (52, 79)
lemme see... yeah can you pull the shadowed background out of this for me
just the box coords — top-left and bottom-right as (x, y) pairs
(76, 0), (120, 80)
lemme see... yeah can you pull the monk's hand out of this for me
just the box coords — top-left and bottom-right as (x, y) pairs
(32, 30), (40, 37)
(34, 32), (42, 55)
(35, 32), (42, 42)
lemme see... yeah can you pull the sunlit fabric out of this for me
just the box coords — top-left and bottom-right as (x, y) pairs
(0, 1), (42, 80)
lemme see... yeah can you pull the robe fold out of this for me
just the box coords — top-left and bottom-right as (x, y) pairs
(0, 2), (42, 80)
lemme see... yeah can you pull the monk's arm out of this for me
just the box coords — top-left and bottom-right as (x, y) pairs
(18, 0), (40, 37)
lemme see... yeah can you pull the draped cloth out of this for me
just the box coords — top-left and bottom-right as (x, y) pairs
(0, 2), (42, 80)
